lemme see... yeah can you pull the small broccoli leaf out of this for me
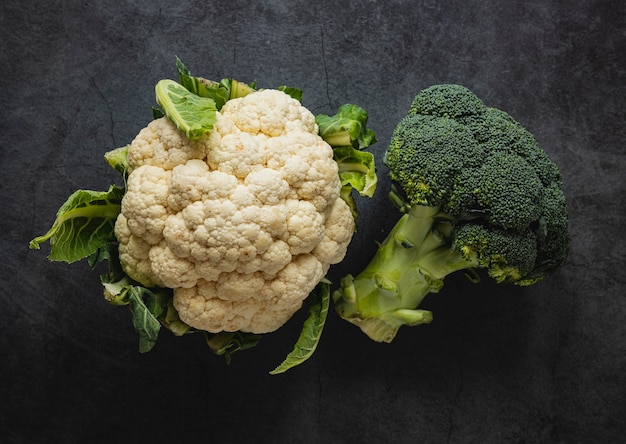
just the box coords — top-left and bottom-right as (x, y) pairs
(334, 145), (378, 198)
(29, 186), (123, 263)
(316, 104), (377, 149)
(155, 79), (217, 140)
(270, 280), (331, 375)
(126, 286), (169, 353)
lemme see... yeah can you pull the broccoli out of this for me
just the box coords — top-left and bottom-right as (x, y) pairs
(333, 84), (569, 343)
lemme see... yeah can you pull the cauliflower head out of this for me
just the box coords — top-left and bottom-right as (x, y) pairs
(115, 89), (355, 334)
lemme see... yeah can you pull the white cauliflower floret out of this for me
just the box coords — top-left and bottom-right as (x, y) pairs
(173, 254), (325, 333)
(312, 197), (355, 265)
(127, 117), (211, 172)
(168, 160), (238, 212)
(206, 132), (267, 179)
(220, 89), (317, 137)
(173, 281), (258, 333)
(115, 89), (356, 334)
(149, 240), (199, 289)
(115, 214), (164, 287)
(244, 168), (290, 205)
(284, 200), (325, 255)
(266, 131), (340, 211)
(121, 165), (170, 245)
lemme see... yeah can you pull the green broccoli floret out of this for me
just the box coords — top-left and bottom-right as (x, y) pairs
(333, 84), (569, 343)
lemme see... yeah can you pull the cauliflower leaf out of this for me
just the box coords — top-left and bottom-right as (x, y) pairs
(270, 280), (331, 374)
(316, 105), (378, 218)
(155, 79), (217, 140)
(29, 186), (123, 263)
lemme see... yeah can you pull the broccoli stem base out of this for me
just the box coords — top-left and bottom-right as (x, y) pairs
(333, 204), (477, 342)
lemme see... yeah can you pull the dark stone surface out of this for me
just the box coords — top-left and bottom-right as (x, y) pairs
(1, 0), (624, 442)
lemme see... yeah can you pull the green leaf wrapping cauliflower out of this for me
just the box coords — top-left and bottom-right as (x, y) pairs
(115, 89), (355, 334)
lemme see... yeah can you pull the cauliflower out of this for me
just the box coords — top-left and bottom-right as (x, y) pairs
(30, 61), (377, 367)
(115, 89), (355, 334)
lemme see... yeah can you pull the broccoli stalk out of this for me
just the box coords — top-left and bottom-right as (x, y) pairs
(334, 84), (569, 343)
(334, 192), (479, 342)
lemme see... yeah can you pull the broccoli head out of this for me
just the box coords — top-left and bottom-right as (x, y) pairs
(334, 84), (569, 343)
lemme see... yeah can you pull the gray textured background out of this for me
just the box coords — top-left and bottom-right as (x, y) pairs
(2, 1), (625, 443)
